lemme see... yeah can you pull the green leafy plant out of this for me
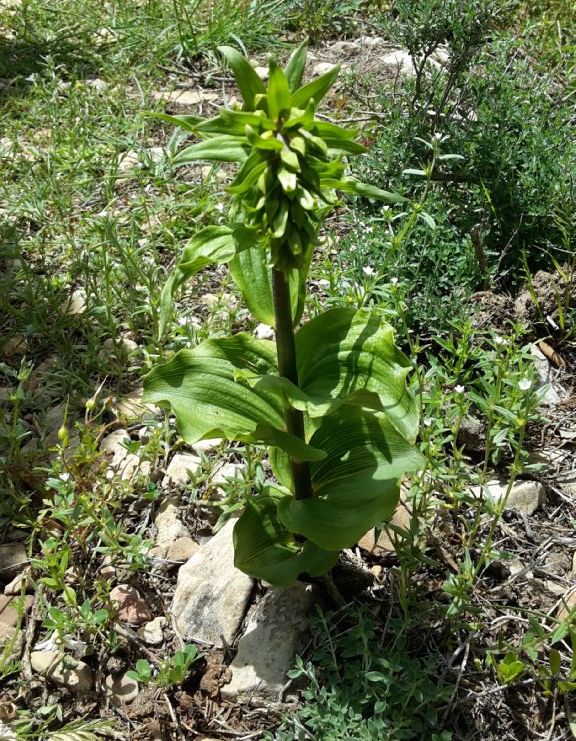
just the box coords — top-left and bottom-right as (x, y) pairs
(144, 42), (423, 587)
(127, 644), (203, 688)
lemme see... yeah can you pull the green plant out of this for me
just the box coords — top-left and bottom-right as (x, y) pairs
(144, 43), (423, 586)
(127, 644), (203, 688)
(269, 607), (453, 740)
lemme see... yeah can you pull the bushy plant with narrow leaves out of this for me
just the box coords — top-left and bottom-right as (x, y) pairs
(144, 43), (423, 586)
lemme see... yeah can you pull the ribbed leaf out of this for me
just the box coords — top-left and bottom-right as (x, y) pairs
(229, 246), (305, 326)
(291, 65), (340, 108)
(233, 488), (339, 586)
(278, 405), (424, 550)
(158, 226), (236, 337)
(172, 136), (248, 165)
(267, 61), (291, 119)
(296, 308), (419, 443)
(218, 46), (266, 108)
(143, 334), (282, 444)
(284, 40), (308, 91)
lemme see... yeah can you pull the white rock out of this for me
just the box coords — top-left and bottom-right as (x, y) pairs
(30, 651), (93, 693)
(138, 616), (166, 646)
(329, 40), (360, 56)
(209, 462), (244, 500)
(151, 89), (218, 106)
(254, 323), (274, 340)
(167, 537), (199, 562)
(192, 437), (223, 454)
(100, 429), (151, 481)
(113, 387), (157, 421)
(59, 288), (87, 316)
(104, 672), (139, 704)
(469, 479), (545, 516)
(154, 496), (191, 546)
(312, 62), (338, 77)
(530, 345), (562, 405)
(253, 66), (269, 81)
(171, 519), (253, 646)
(222, 584), (315, 702)
(362, 36), (385, 47)
(117, 147), (164, 178)
(162, 453), (202, 488)
(381, 50), (416, 76)
(97, 336), (138, 364)
(4, 569), (31, 595)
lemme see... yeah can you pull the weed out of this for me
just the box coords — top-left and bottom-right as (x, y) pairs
(271, 607), (453, 740)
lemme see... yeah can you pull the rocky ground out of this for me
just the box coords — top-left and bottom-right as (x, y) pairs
(1, 30), (576, 741)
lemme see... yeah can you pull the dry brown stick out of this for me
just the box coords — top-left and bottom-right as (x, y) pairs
(538, 339), (566, 369)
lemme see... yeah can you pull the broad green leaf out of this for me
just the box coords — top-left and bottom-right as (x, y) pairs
(158, 226), (236, 337)
(291, 65), (340, 108)
(229, 246), (305, 326)
(172, 136), (248, 165)
(218, 46), (266, 108)
(296, 308), (419, 442)
(284, 40), (308, 91)
(278, 405), (424, 550)
(233, 488), (339, 586)
(143, 334), (283, 444)
(267, 61), (291, 119)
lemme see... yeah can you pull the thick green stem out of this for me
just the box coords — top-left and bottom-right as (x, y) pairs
(271, 268), (312, 500)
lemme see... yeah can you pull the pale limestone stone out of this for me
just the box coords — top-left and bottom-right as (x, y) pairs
(31, 651), (93, 693)
(167, 537), (199, 562)
(222, 584), (315, 702)
(469, 479), (545, 516)
(162, 453), (202, 488)
(100, 429), (151, 481)
(171, 519), (253, 647)
(192, 437), (223, 454)
(138, 616), (166, 646)
(59, 288), (86, 316)
(154, 496), (190, 546)
(150, 89), (218, 106)
(104, 672), (139, 704)
(4, 569), (31, 595)
(312, 62), (338, 77)
(209, 462), (244, 500)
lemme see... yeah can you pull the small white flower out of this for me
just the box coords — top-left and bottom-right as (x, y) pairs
(423, 417), (433, 427)
(454, 384), (465, 394)
(518, 378), (532, 392)
(59, 472), (71, 481)
(493, 335), (505, 346)
(362, 266), (375, 277)
(215, 203), (225, 212)
(364, 225), (374, 234)
(177, 317), (187, 326)
(433, 132), (443, 141)
(390, 277), (399, 285)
